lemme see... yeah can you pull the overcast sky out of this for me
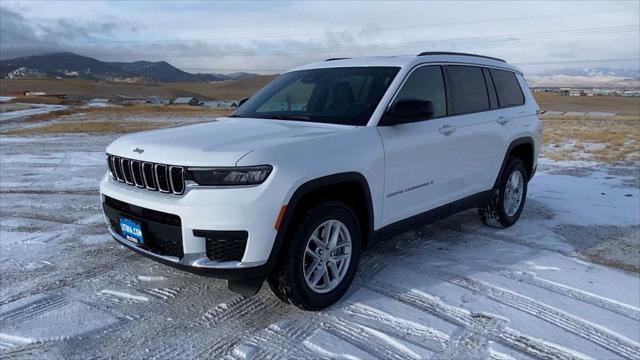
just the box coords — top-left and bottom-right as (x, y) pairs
(1, 1), (638, 74)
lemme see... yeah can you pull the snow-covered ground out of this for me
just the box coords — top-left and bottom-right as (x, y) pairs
(0, 133), (638, 359)
(0, 104), (66, 122)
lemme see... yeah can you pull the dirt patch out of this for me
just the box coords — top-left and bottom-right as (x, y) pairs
(553, 224), (640, 273)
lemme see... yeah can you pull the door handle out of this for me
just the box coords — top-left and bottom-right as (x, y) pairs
(496, 116), (510, 126)
(439, 125), (457, 136)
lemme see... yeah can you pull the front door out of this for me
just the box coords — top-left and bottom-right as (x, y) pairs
(378, 65), (456, 226)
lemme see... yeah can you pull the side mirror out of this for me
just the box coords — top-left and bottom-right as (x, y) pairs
(238, 97), (250, 107)
(381, 99), (434, 126)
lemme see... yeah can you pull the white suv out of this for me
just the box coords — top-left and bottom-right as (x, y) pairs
(101, 52), (541, 309)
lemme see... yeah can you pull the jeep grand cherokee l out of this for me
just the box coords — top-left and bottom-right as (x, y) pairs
(101, 52), (541, 310)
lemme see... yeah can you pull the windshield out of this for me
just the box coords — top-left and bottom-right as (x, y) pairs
(231, 67), (400, 126)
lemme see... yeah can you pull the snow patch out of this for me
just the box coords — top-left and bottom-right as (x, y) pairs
(528, 173), (639, 226)
(137, 275), (168, 282)
(99, 290), (149, 302)
(0, 104), (66, 122)
(303, 329), (375, 359)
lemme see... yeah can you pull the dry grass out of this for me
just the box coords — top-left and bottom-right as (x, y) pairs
(1, 104), (233, 135)
(542, 115), (640, 163)
(534, 92), (640, 116)
(2, 121), (186, 135)
(165, 76), (277, 100)
(7, 96), (83, 105)
(17, 104), (232, 123)
(86, 104), (233, 116)
(0, 76), (276, 101)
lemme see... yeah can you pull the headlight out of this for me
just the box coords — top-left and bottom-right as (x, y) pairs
(188, 165), (272, 186)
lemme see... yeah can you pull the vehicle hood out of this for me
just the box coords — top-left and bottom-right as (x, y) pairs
(106, 117), (354, 166)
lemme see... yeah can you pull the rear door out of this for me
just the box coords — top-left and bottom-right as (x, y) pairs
(442, 65), (506, 196)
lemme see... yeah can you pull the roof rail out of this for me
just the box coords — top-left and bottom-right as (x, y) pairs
(325, 57), (350, 61)
(417, 52), (506, 63)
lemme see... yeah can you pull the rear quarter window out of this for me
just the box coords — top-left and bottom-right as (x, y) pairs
(447, 65), (490, 115)
(490, 69), (525, 107)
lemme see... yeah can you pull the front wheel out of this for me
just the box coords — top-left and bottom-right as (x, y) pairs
(479, 158), (528, 228)
(268, 202), (361, 310)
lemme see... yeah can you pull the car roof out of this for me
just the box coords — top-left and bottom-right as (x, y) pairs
(289, 53), (522, 74)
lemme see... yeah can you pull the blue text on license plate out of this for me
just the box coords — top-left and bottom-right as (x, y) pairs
(120, 217), (144, 244)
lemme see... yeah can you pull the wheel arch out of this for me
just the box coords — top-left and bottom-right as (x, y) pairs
(265, 172), (374, 276)
(493, 137), (535, 189)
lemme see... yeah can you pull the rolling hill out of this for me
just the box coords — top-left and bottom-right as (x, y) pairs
(0, 75), (278, 100)
(0, 52), (258, 82)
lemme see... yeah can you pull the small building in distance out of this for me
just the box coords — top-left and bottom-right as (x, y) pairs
(171, 97), (201, 106)
(23, 91), (66, 99)
(203, 100), (238, 109)
(6, 67), (46, 79)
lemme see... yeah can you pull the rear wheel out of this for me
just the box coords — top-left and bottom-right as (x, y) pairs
(268, 201), (361, 310)
(479, 158), (528, 228)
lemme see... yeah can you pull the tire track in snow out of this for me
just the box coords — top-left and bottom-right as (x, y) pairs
(148, 297), (286, 359)
(364, 278), (591, 360)
(342, 304), (449, 354)
(236, 321), (321, 359)
(0, 335), (33, 352)
(200, 295), (281, 327)
(95, 290), (149, 304)
(500, 270), (640, 321)
(140, 287), (180, 301)
(0, 295), (68, 323)
(229, 344), (285, 360)
(322, 317), (423, 360)
(0, 252), (126, 306)
(394, 260), (640, 360)
(441, 327), (491, 360)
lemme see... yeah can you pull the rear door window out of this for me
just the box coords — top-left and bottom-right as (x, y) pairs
(490, 69), (525, 107)
(447, 65), (490, 115)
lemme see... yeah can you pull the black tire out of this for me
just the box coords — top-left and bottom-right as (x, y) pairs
(478, 158), (528, 228)
(267, 201), (361, 310)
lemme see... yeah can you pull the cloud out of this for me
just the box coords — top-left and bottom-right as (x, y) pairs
(0, 6), (139, 59)
(1, 1), (638, 74)
(0, 7), (60, 58)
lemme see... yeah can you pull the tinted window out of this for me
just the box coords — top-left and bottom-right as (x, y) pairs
(490, 69), (525, 107)
(447, 65), (490, 115)
(482, 68), (499, 109)
(233, 67), (399, 126)
(395, 66), (447, 118)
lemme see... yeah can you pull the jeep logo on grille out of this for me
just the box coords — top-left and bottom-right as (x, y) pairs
(133, 147), (144, 154)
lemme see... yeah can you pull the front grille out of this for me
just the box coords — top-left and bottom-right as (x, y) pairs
(105, 196), (181, 227)
(195, 230), (248, 262)
(104, 196), (183, 258)
(107, 154), (184, 195)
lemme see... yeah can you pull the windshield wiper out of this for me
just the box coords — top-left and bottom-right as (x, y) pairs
(228, 114), (242, 118)
(268, 115), (311, 121)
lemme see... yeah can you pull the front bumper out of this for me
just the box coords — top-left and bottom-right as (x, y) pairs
(100, 174), (284, 280)
(108, 227), (269, 280)
(103, 200), (269, 280)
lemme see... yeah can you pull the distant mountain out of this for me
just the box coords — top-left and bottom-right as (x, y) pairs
(540, 67), (640, 80)
(527, 66), (640, 87)
(0, 52), (258, 82)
